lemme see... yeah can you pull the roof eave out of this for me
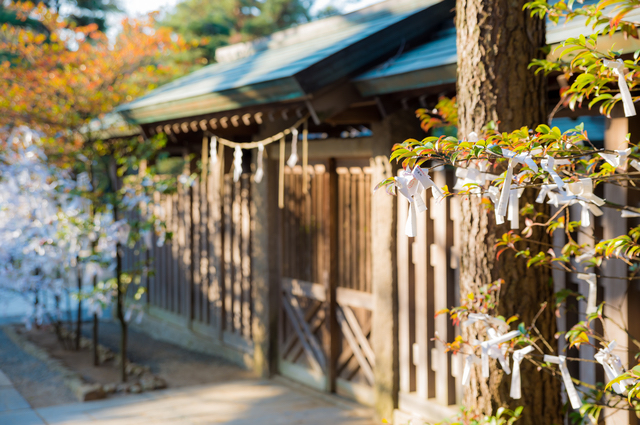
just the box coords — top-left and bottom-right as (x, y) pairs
(354, 63), (456, 97)
(117, 77), (306, 125)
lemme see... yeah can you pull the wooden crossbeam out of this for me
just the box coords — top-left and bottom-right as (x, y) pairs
(336, 306), (374, 385)
(281, 300), (322, 357)
(281, 293), (324, 374)
(286, 292), (327, 368)
(341, 305), (375, 366)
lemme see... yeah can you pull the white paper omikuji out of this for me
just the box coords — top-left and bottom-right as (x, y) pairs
(510, 345), (534, 399)
(541, 155), (570, 190)
(496, 149), (540, 224)
(599, 148), (630, 170)
(462, 353), (481, 386)
(395, 172), (421, 237)
(412, 166), (444, 202)
(594, 341), (630, 394)
(478, 329), (520, 378)
(577, 272), (597, 316)
(544, 355), (583, 410)
(549, 179), (605, 228)
(603, 59), (637, 117)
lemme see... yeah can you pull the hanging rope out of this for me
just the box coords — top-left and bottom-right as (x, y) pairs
(302, 120), (309, 195)
(201, 113), (309, 209)
(204, 114), (310, 150)
(278, 136), (285, 209)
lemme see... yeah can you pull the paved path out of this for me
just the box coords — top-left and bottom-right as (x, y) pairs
(0, 372), (375, 425)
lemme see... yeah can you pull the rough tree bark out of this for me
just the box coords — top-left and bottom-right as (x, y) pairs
(456, 1), (562, 424)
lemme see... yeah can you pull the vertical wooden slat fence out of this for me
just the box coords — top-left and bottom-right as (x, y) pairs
(124, 160), (255, 356)
(396, 166), (459, 421)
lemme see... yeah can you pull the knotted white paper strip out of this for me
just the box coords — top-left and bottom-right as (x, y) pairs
(395, 173), (421, 237)
(462, 353), (481, 386)
(496, 149), (540, 223)
(544, 355), (582, 410)
(487, 329), (512, 375)
(541, 155), (570, 189)
(233, 146), (243, 182)
(603, 59), (637, 117)
(510, 345), (535, 399)
(508, 189), (520, 229)
(576, 248), (595, 264)
(480, 330), (520, 378)
(599, 148), (631, 170)
(496, 161), (516, 220)
(412, 166), (445, 202)
(621, 209), (640, 218)
(287, 128), (299, 168)
(254, 143), (264, 183)
(552, 179), (604, 227)
(594, 341), (629, 394)
(577, 272), (597, 316)
(630, 159), (640, 172)
(536, 184), (557, 204)
(463, 313), (509, 332)
(210, 136), (218, 165)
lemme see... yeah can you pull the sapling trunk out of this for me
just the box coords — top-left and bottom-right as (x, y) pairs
(110, 157), (127, 383)
(93, 273), (99, 366)
(76, 258), (81, 350)
(116, 241), (127, 382)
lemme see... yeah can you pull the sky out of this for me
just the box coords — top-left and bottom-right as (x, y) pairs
(122, 0), (384, 17)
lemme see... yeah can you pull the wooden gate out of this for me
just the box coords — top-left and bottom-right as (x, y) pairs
(278, 162), (374, 404)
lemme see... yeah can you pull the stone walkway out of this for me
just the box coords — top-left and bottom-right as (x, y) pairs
(0, 371), (375, 425)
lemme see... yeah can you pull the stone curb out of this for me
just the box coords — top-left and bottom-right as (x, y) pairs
(1, 325), (104, 402)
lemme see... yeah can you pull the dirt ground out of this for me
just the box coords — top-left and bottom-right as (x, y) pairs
(5, 320), (253, 408)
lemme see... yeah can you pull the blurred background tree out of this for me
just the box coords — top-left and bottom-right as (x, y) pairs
(159, 0), (314, 65)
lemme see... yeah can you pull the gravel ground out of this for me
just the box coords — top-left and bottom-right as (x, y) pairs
(79, 320), (252, 387)
(0, 327), (76, 408)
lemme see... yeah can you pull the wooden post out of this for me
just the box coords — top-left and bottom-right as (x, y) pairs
(602, 117), (636, 425)
(251, 148), (272, 377)
(369, 120), (398, 422)
(326, 157), (339, 392)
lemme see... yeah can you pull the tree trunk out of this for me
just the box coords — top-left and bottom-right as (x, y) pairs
(456, 1), (562, 424)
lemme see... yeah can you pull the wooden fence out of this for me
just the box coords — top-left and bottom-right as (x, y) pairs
(124, 161), (255, 356)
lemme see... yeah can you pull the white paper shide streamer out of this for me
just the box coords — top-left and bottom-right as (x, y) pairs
(233, 145), (243, 182)
(510, 345), (534, 399)
(603, 59), (637, 117)
(210, 136), (218, 166)
(287, 128), (299, 168)
(254, 143), (264, 183)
